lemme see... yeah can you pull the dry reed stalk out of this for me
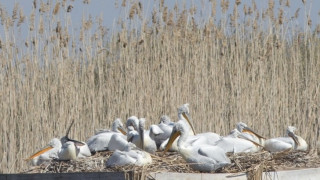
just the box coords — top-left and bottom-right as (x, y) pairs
(0, 0), (319, 174)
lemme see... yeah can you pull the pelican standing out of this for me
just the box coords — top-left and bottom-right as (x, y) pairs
(164, 120), (230, 172)
(264, 126), (308, 152)
(86, 118), (127, 152)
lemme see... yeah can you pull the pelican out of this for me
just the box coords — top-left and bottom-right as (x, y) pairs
(108, 130), (131, 151)
(178, 103), (196, 135)
(106, 142), (152, 167)
(25, 138), (62, 166)
(127, 118), (157, 154)
(164, 120), (230, 172)
(87, 118), (127, 152)
(264, 126), (308, 152)
(25, 121), (86, 165)
(159, 105), (220, 152)
(61, 120), (91, 158)
(236, 122), (265, 147)
(149, 115), (174, 148)
(214, 129), (263, 154)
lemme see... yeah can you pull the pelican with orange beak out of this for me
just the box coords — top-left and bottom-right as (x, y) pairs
(213, 129), (264, 153)
(236, 122), (266, 147)
(164, 120), (230, 172)
(25, 120), (86, 165)
(264, 126), (308, 152)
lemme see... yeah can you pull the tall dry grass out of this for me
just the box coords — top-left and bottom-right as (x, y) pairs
(0, 0), (319, 173)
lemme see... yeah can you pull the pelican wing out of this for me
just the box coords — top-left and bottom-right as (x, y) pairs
(150, 125), (164, 136)
(198, 146), (231, 163)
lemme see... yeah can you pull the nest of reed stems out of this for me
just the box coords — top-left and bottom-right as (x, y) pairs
(22, 149), (320, 180)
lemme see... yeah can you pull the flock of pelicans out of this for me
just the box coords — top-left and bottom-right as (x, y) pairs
(25, 104), (308, 172)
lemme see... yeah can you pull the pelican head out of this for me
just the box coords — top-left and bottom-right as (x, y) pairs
(236, 122), (265, 139)
(25, 138), (62, 161)
(286, 126), (300, 145)
(177, 103), (196, 135)
(230, 129), (264, 147)
(113, 118), (127, 135)
(126, 116), (139, 130)
(159, 115), (171, 124)
(164, 121), (188, 154)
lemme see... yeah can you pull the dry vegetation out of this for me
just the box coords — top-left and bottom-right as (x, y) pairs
(0, 0), (319, 174)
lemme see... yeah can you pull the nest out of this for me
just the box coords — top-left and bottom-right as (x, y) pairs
(22, 150), (320, 180)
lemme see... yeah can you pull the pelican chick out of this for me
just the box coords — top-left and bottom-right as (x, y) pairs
(164, 120), (230, 172)
(264, 126), (308, 152)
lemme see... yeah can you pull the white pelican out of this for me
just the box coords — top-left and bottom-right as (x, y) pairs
(86, 118), (127, 152)
(159, 105), (221, 152)
(25, 120), (88, 165)
(106, 142), (152, 167)
(25, 138), (62, 166)
(236, 122), (265, 147)
(127, 118), (157, 154)
(178, 103), (196, 135)
(108, 131), (131, 151)
(60, 120), (91, 158)
(264, 126), (308, 152)
(214, 129), (263, 154)
(149, 115), (174, 148)
(164, 120), (230, 172)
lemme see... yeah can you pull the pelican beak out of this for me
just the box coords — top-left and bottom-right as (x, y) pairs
(288, 131), (300, 146)
(68, 138), (86, 146)
(242, 127), (265, 139)
(163, 130), (181, 155)
(118, 126), (127, 135)
(25, 146), (54, 161)
(182, 112), (196, 135)
(238, 134), (264, 147)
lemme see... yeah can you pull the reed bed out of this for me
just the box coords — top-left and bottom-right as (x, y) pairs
(0, 0), (320, 173)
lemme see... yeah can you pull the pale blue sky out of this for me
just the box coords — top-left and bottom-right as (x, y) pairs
(0, 0), (319, 37)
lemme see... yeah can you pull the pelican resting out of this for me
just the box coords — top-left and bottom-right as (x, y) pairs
(164, 120), (230, 172)
(214, 129), (263, 154)
(236, 122), (265, 147)
(87, 118), (127, 152)
(264, 126), (308, 152)
(149, 115), (174, 148)
(106, 143), (152, 167)
(127, 118), (157, 154)
(25, 120), (88, 165)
